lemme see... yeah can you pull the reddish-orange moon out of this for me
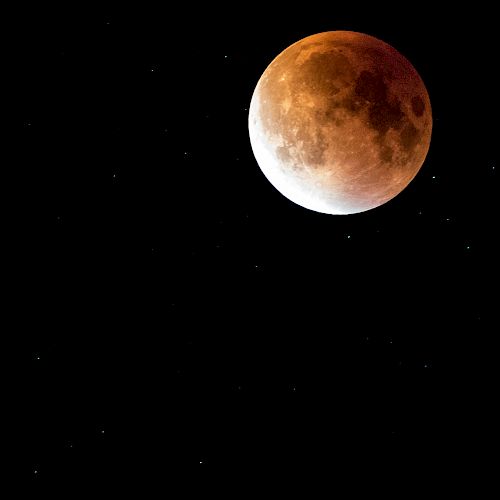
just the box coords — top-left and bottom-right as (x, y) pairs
(248, 31), (432, 214)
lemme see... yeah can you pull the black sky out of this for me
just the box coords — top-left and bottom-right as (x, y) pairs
(14, 4), (498, 490)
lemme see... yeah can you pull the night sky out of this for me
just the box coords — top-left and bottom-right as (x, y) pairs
(16, 5), (498, 489)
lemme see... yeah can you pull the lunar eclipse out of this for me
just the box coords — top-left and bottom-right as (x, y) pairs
(249, 31), (432, 214)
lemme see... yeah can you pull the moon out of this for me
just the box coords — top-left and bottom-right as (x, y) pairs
(248, 31), (432, 215)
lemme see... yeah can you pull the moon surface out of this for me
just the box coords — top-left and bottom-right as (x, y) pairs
(248, 31), (432, 214)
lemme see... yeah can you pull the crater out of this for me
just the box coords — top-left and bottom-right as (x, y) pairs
(276, 145), (292, 163)
(379, 144), (394, 163)
(355, 71), (405, 134)
(299, 50), (355, 96)
(297, 127), (328, 166)
(368, 101), (404, 134)
(411, 96), (425, 117)
(400, 123), (419, 151)
(354, 70), (387, 103)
